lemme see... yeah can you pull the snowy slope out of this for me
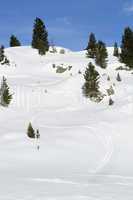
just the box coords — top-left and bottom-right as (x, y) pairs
(0, 46), (133, 199)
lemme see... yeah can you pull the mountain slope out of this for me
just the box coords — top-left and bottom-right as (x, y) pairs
(0, 46), (133, 199)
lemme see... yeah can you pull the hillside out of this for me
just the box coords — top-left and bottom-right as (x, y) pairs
(0, 46), (133, 199)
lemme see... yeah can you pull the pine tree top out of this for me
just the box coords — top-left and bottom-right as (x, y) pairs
(84, 62), (100, 82)
(10, 35), (21, 47)
(86, 32), (97, 50)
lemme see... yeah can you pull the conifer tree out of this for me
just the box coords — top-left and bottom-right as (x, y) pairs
(95, 41), (108, 68)
(120, 27), (133, 68)
(82, 62), (100, 99)
(0, 45), (5, 62)
(10, 35), (21, 47)
(109, 97), (114, 106)
(27, 122), (35, 138)
(32, 17), (49, 55)
(107, 75), (110, 81)
(0, 76), (12, 107)
(86, 33), (97, 58)
(116, 72), (122, 82)
(0, 46), (10, 65)
(113, 42), (119, 57)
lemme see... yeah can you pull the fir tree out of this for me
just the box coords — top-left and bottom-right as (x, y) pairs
(0, 45), (5, 62)
(86, 33), (97, 58)
(82, 62), (100, 99)
(120, 27), (133, 68)
(0, 76), (12, 107)
(0, 46), (10, 65)
(113, 42), (119, 57)
(95, 41), (108, 68)
(109, 97), (114, 106)
(10, 35), (21, 47)
(27, 122), (35, 138)
(107, 75), (110, 81)
(116, 72), (122, 82)
(32, 17), (49, 55)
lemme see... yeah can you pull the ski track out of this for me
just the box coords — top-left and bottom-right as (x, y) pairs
(36, 123), (114, 174)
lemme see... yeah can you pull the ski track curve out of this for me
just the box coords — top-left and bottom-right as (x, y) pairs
(31, 107), (114, 174)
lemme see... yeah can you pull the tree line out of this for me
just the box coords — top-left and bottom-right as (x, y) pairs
(6, 17), (133, 70)
(86, 27), (133, 70)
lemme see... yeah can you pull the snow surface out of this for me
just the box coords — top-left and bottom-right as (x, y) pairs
(0, 46), (133, 199)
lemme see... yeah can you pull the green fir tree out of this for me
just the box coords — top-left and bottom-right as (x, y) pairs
(82, 62), (100, 100)
(86, 33), (97, 58)
(10, 35), (21, 47)
(32, 17), (49, 55)
(27, 122), (35, 138)
(120, 27), (133, 68)
(0, 76), (12, 107)
(95, 41), (108, 68)
(0, 45), (5, 62)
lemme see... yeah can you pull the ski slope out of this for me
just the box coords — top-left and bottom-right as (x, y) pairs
(0, 46), (133, 199)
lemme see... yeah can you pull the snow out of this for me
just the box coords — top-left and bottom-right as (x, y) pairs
(0, 46), (133, 199)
